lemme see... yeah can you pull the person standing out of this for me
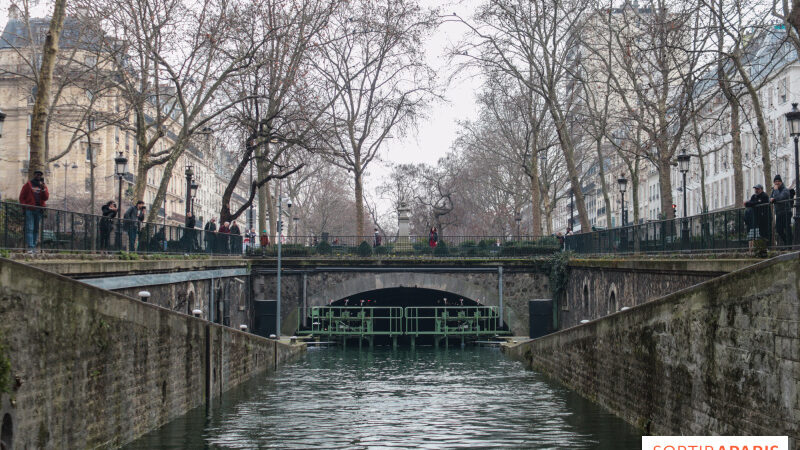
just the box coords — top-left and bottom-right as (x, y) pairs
(99, 200), (117, 250)
(373, 228), (381, 247)
(218, 221), (231, 253)
(123, 201), (145, 252)
(184, 212), (197, 252)
(770, 175), (792, 246)
(744, 184), (770, 242)
(428, 227), (438, 248)
(230, 221), (241, 254)
(204, 218), (217, 253)
(19, 170), (49, 253)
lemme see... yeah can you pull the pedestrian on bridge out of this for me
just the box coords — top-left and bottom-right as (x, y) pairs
(19, 170), (49, 253)
(123, 201), (145, 252)
(99, 200), (117, 250)
(204, 218), (217, 253)
(744, 184), (769, 244)
(429, 227), (438, 248)
(770, 175), (792, 246)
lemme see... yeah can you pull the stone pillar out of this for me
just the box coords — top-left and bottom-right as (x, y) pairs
(397, 202), (411, 250)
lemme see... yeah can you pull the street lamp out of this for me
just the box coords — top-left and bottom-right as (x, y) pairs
(53, 161), (79, 210)
(677, 150), (691, 246)
(515, 215), (521, 239)
(114, 152), (128, 250)
(785, 103), (800, 247)
(190, 181), (199, 214)
(0, 109), (7, 138)
(185, 164), (194, 217)
(617, 175), (627, 227)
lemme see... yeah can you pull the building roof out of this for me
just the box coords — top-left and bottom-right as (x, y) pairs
(0, 16), (108, 52)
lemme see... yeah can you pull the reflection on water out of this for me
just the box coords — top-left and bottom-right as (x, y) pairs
(126, 347), (641, 449)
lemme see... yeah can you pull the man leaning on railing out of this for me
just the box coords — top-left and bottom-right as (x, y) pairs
(770, 175), (793, 247)
(19, 170), (49, 254)
(744, 183), (770, 246)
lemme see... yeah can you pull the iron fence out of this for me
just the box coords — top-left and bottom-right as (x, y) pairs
(565, 198), (797, 254)
(248, 234), (561, 257)
(0, 201), (243, 255)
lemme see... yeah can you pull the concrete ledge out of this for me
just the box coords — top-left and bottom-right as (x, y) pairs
(27, 257), (248, 278)
(568, 257), (760, 274)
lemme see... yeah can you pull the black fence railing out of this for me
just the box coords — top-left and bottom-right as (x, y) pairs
(250, 235), (561, 257)
(0, 201), (243, 255)
(565, 199), (797, 254)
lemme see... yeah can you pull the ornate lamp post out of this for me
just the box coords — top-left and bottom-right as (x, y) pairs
(114, 152), (128, 249)
(190, 181), (199, 214)
(617, 176), (628, 227)
(784, 103), (800, 247)
(677, 151), (691, 247)
(184, 164), (194, 218)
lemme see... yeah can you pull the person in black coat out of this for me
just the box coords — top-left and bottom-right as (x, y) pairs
(229, 221), (241, 254)
(99, 201), (118, 249)
(203, 218), (217, 253)
(184, 212), (197, 252)
(770, 175), (793, 246)
(744, 184), (770, 242)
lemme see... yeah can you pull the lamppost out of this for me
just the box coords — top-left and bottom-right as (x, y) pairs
(784, 103), (800, 247)
(114, 152), (128, 249)
(515, 215), (521, 239)
(190, 181), (199, 214)
(185, 164), (194, 217)
(292, 216), (299, 244)
(617, 176), (627, 227)
(276, 196), (292, 337)
(0, 108), (6, 138)
(677, 150), (691, 246)
(53, 161), (78, 210)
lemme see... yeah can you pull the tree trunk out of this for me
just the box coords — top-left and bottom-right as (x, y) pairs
(657, 156), (675, 220)
(733, 57), (773, 192)
(729, 103), (744, 207)
(595, 137), (613, 227)
(529, 164), (542, 236)
(550, 108), (590, 231)
(257, 145), (268, 235)
(266, 181), (276, 242)
(630, 158), (641, 224)
(145, 146), (183, 223)
(28, 0), (68, 177)
(354, 170), (365, 238)
(88, 135), (96, 250)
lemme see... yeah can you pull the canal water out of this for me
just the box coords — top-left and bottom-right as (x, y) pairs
(127, 347), (642, 449)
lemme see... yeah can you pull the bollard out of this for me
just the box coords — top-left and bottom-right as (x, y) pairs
(192, 309), (203, 318)
(290, 336), (297, 344)
(269, 334), (277, 340)
(240, 324), (248, 332)
(138, 291), (151, 302)
(580, 319), (590, 324)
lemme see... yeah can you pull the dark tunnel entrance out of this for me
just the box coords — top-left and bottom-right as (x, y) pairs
(299, 287), (506, 347)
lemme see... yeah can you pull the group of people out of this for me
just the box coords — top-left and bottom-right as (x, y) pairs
(200, 218), (246, 253)
(744, 174), (795, 246)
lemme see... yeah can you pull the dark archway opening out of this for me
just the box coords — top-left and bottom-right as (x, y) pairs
(301, 287), (503, 347)
(1, 413), (12, 450)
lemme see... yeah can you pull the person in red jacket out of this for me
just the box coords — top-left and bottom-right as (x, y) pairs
(19, 170), (49, 252)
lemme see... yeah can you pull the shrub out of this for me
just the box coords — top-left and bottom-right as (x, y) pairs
(358, 241), (372, 257)
(433, 241), (449, 256)
(316, 241), (332, 255)
(375, 244), (392, 255)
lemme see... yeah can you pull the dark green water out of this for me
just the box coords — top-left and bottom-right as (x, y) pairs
(127, 347), (642, 449)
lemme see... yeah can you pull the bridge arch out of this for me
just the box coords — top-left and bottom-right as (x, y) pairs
(309, 272), (499, 311)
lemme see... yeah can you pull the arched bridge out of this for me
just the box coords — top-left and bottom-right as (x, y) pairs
(251, 260), (552, 337)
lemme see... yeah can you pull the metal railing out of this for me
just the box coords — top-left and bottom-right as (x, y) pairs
(405, 306), (500, 337)
(0, 201), (243, 255)
(250, 234), (561, 257)
(565, 198), (797, 254)
(305, 306), (404, 337)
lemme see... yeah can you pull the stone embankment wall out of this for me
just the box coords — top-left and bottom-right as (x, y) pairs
(505, 254), (799, 442)
(561, 258), (757, 328)
(30, 258), (252, 331)
(0, 258), (304, 449)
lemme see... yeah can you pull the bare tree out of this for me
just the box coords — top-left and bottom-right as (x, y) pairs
(314, 0), (438, 237)
(455, 0), (594, 230)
